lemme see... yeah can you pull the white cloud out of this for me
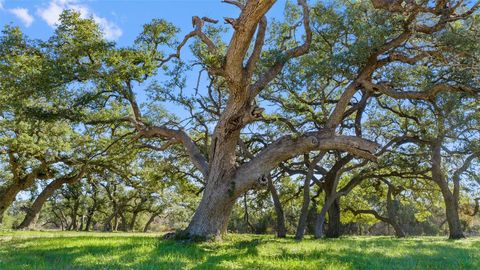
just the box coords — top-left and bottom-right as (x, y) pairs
(37, 0), (64, 27)
(37, 0), (122, 40)
(9, 8), (35, 27)
(91, 15), (123, 40)
(0, 0), (4, 10)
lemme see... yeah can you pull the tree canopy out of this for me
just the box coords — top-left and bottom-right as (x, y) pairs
(0, 0), (479, 241)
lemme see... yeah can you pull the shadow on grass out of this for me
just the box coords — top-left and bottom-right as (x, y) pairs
(0, 236), (199, 270)
(0, 235), (478, 269)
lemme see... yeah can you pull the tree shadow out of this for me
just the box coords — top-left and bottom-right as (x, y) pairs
(0, 235), (479, 269)
(0, 235), (202, 270)
(263, 237), (480, 270)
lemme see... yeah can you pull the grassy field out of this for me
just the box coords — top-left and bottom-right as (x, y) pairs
(0, 231), (478, 269)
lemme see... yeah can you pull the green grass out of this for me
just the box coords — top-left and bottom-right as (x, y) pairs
(0, 231), (478, 269)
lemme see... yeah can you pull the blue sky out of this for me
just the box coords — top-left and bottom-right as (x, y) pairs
(0, 0), (286, 47)
(0, 0), (289, 115)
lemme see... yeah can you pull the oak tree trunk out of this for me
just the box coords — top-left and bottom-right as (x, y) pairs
(84, 203), (98, 231)
(325, 197), (341, 238)
(103, 213), (115, 232)
(295, 177), (312, 240)
(84, 212), (94, 231)
(432, 141), (464, 239)
(268, 176), (286, 238)
(70, 200), (79, 231)
(391, 222), (406, 238)
(182, 93), (249, 239)
(129, 212), (139, 231)
(143, 213), (157, 232)
(295, 156), (319, 240)
(0, 183), (31, 224)
(183, 180), (236, 240)
(442, 188), (464, 239)
(17, 174), (82, 229)
(314, 194), (338, 238)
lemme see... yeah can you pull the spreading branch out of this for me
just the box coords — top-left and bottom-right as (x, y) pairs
(233, 131), (379, 194)
(249, 0), (312, 96)
(138, 126), (209, 177)
(361, 80), (478, 100)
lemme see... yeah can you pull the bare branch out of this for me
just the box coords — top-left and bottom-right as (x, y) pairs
(222, 0), (243, 9)
(346, 207), (391, 224)
(378, 52), (431, 66)
(138, 126), (209, 177)
(245, 15), (267, 78)
(249, 0), (312, 96)
(158, 16), (220, 69)
(360, 80), (478, 100)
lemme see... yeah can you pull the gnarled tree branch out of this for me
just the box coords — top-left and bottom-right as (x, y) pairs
(233, 131), (379, 195)
(360, 80), (478, 100)
(138, 126), (209, 177)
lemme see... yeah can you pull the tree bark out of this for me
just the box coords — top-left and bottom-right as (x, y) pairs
(68, 198), (80, 231)
(441, 187), (464, 239)
(84, 209), (95, 231)
(78, 215), (84, 231)
(295, 155), (321, 240)
(313, 155), (353, 238)
(103, 212), (115, 232)
(0, 176), (37, 223)
(143, 212), (162, 233)
(325, 197), (341, 238)
(267, 176), (286, 238)
(391, 222), (406, 238)
(314, 195), (337, 239)
(129, 212), (138, 231)
(119, 213), (128, 232)
(84, 182), (99, 231)
(384, 180), (405, 238)
(431, 141), (465, 239)
(143, 216), (156, 233)
(17, 171), (84, 229)
(84, 199), (99, 231)
(16, 187), (50, 229)
(183, 181), (236, 240)
(0, 184), (23, 224)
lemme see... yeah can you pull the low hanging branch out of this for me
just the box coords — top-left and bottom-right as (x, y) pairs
(346, 207), (391, 224)
(233, 133), (380, 195)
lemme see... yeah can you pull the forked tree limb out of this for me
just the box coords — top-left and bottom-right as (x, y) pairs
(137, 126), (209, 177)
(245, 15), (267, 78)
(224, 0), (276, 88)
(249, 0), (312, 97)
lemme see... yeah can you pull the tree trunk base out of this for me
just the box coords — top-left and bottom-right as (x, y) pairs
(162, 230), (220, 242)
(448, 233), (465, 240)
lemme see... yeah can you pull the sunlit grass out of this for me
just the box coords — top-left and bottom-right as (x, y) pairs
(0, 231), (478, 269)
